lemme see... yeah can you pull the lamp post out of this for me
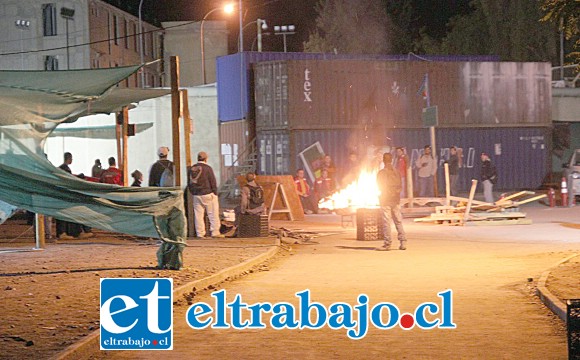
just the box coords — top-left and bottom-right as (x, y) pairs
(201, 4), (234, 84)
(138, 0), (145, 88)
(60, 7), (75, 70)
(14, 19), (30, 70)
(239, 19), (268, 52)
(274, 24), (295, 53)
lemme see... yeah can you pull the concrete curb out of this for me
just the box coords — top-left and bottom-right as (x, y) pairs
(535, 253), (579, 323)
(52, 238), (281, 360)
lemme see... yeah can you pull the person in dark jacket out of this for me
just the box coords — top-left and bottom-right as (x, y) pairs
(188, 151), (223, 238)
(149, 146), (174, 187)
(376, 152), (407, 251)
(480, 152), (497, 203)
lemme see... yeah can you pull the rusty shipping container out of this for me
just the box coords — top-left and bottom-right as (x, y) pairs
(254, 60), (552, 130)
(257, 126), (551, 192)
(219, 120), (251, 184)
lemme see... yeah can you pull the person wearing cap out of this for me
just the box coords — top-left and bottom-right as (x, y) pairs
(188, 151), (224, 238)
(149, 146), (174, 187)
(415, 145), (437, 197)
(480, 152), (497, 203)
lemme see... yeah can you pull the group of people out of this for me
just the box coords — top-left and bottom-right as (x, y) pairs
(393, 145), (497, 203)
(294, 155), (339, 215)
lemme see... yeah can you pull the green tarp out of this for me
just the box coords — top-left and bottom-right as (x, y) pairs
(0, 66), (186, 269)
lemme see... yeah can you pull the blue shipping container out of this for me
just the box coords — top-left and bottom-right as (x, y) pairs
(217, 52), (500, 122)
(258, 127), (551, 192)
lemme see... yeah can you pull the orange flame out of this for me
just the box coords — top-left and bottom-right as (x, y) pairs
(319, 170), (380, 210)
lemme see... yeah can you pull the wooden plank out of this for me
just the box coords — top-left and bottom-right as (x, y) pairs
(444, 162), (450, 206)
(238, 175), (304, 221)
(466, 219), (532, 226)
(121, 106), (129, 186)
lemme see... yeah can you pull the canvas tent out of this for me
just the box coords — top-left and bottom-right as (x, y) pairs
(0, 65), (186, 269)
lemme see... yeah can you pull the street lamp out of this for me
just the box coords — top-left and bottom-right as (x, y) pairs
(201, 3), (234, 84)
(274, 24), (296, 53)
(60, 7), (75, 70)
(239, 19), (268, 52)
(14, 19), (30, 70)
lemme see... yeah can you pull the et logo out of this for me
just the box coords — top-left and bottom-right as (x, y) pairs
(100, 278), (173, 350)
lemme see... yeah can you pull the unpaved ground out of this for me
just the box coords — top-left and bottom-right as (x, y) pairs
(0, 219), (276, 360)
(546, 255), (580, 302)
(1, 205), (580, 360)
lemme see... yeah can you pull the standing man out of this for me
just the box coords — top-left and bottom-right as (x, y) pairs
(448, 146), (459, 196)
(149, 146), (174, 187)
(376, 153), (407, 251)
(395, 147), (408, 198)
(188, 151), (223, 238)
(415, 145), (437, 197)
(100, 157), (123, 185)
(480, 152), (497, 203)
(56, 152), (91, 239)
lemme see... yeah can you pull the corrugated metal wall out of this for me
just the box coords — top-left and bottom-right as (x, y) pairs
(257, 126), (551, 192)
(217, 52), (500, 122)
(254, 60), (552, 130)
(219, 120), (250, 184)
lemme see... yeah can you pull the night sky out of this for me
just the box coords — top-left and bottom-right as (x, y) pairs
(106, 0), (472, 53)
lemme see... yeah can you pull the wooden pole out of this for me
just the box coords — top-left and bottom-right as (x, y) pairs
(181, 89), (193, 169)
(406, 165), (414, 208)
(444, 162), (450, 206)
(463, 179), (478, 225)
(170, 56), (182, 186)
(34, 214), (45, 249)
(115, 112), (122, 174)
(121, 106), (129, 186)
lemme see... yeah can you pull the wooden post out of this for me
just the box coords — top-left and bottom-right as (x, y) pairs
(34, 214), (45, 249)
(115, 112), (122, 175)
(406, 166), (414, 208)
(444, 163), (450, 206)
(181, 89), (193, 169)
(170, 56), (182, 186)
(430, 126), (438, 197)
(463, 179), (478, 225)
(121, 106), (129, 186)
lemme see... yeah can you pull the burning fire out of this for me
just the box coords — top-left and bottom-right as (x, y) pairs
(319, 170), (380, 210)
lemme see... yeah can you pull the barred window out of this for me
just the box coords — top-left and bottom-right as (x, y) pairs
(44, 56), (58, 70)
(42, 4), (57, 36)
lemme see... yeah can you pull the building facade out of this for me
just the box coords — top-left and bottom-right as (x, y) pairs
(0, 0), (162, 87)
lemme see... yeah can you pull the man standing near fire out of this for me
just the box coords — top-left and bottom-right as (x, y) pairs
(376, 152), (407, 251)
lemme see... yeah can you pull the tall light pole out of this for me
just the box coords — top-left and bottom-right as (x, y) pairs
(60, 7), (75, 70)
(14, 19), (30, 70)
(138, 0), (145, 88)
(274, 25), (295, 53)
(201, 4), (234, 84)
(239, 19), (267, 52)
(238, 0), (243, 53)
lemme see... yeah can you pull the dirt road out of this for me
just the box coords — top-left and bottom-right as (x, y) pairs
(100, 205), (580, 359)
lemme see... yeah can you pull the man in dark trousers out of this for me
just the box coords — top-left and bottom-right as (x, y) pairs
(149, 146), (174, 187)
(188, 151), (223, 238)
(56, 152), (92, 239)
(376, 152), (407, 251)
(480, 152), (497, 203)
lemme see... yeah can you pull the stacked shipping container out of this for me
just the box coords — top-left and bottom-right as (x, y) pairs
(253, 59), (552, 192)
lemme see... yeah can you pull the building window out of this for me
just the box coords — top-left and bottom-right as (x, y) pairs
(113, 15), (119, 45)
(124, 19), (129, 49)
(133, 23), (138, 51)
(44, 56), (58, 70)
(42, 4), (57, 36)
